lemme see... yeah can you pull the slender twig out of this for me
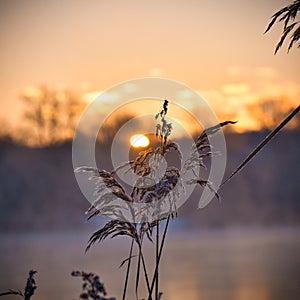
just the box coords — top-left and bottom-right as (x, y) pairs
(148, 215), (170, 300)
(122, 238), (134, 300)
(222, 105), (300, 186)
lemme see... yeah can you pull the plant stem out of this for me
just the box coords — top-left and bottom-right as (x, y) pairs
(122, 238), (134, 300)
(222, 105), (300, 185)
(155, 221), (160, 300)
(137, 240), (151, 295)
(135, 250), (141, 300)
(148, 215), (170, 300)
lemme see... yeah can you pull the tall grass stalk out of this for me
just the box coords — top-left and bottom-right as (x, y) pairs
(155, 221), (159, 300)
(148, 215), (170, 300)
(122, 238), (134, 300)
(77, 100), (236, 299)
(136, 239), (151, 295)
(222, 105), (299, 185)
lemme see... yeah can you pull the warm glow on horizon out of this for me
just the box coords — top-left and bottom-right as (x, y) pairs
(82, 91), (104, 103)
(1, 1), (299, 136)
(23, 86), (43, 99)
(130, 134), (150, 148)
(79, 86), (300, 134)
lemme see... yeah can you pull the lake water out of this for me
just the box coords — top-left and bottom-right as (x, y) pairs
(0, 227), (300, 300)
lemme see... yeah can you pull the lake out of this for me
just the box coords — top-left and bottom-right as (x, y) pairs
(0, 227), (300, 300)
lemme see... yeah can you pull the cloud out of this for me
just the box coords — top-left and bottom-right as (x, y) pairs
(255, 67), (278, 78)
(226, 66), (240, 77)
(23, 86), (43, 98)
(198, 87), (262, 131)
(255, 81), (300, 104)
(222, 83), (250, 95)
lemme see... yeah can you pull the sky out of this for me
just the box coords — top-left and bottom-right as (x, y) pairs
(0, 0), (299, 132)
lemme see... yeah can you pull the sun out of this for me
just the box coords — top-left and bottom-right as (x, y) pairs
(130, 134), (150, 148)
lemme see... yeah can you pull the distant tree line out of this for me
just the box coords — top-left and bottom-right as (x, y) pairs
(248, 99), (300, 131)
(18, 86), (86, 146)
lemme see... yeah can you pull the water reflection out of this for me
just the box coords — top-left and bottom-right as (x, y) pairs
(0, 228), (299, 300)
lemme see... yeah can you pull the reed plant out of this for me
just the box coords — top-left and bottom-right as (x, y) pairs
(78, 101), (299, 299)
(0, 270), (37, 300)
(76, 100), (236, 300)
(0, 104), (298, 299)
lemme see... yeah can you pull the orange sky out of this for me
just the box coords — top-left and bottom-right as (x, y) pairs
(0, 0), (299, 132)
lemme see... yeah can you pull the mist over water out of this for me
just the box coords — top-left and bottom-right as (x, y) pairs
(1, 228), (299, 300)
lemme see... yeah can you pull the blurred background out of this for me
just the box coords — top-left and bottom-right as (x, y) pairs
(0, 0), (299, 299)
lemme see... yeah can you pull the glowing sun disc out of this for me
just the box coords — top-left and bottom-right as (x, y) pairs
(130, 134), (150, 148)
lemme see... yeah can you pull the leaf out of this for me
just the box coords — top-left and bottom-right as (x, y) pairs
(119, 254), (137, 268)
(110, 230), (134, 239)
(264, 0), (300, 53)
(265, 4), (291, 33)
(86, 220), (138, 252)
(265, 15), (280, 33)
(275, 22), (298, 53)
(288, 25), (300, 51)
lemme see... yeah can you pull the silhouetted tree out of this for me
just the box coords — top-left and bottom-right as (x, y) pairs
(248, 99), (299, 130)
(21, 86), (84, 146)
(97, 113), (135, 144)
(265, 0), (300, 53)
